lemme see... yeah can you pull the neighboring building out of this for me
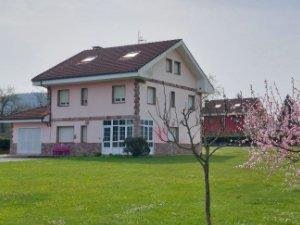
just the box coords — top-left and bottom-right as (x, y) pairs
(0, 39), (213, 155)
(202, 98), (259, 140)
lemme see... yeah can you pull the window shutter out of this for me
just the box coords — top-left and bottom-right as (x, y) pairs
(58, 127), (74, 142)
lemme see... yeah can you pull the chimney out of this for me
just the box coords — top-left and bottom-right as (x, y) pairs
(92, 46), (102, 50)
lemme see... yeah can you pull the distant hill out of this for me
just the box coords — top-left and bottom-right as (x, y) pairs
(17, 92), (47, 108)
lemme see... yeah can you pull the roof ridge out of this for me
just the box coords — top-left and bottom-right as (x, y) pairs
(102, 39), (182, 50)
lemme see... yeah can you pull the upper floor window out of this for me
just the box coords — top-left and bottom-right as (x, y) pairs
(170, 91), (175, 108)
(174, 61), (181, 75)
(166, 58), (173, 73)
(188, 95), (195, 110)
(81, 88), (88, 106)
(147, 86), (156, 105)
(112, 85), (125, 103)
(58, 89), (69, 107)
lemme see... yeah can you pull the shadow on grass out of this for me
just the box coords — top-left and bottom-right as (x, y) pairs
(59, 154), (237, 165)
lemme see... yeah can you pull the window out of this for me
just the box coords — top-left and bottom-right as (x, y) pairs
(103, 120), (133, 148)
(170, 91), (175, 108)
(188, 95), (195, 110)
(81, 88), (88, 106)
(140, 120), (154, 147)
(112, 86), (125, 103)
(147, 87), (156, 105)
(122, 51), (141, 59)
(58, 90), (69, 107)
(168, 127), (179, 142)
(174, 61), (181, 75)
(78, 55), (98, 64)
(57, 126), (74, 143)
(166, 58), (173, 73)
(81, 126), (87, 143)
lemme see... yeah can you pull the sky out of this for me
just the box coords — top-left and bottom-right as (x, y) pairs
(0, 0), (299, 98)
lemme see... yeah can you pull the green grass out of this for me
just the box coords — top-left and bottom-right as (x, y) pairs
(0, 148), (299, 225)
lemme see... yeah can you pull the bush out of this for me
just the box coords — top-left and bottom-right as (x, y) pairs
(124, 137), (150, 157)
(0, 138), (10, 150)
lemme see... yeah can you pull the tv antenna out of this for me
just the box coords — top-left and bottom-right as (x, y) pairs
(138, 31), (146, 44)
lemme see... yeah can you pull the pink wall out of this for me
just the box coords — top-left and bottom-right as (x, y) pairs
(51, 79), (135, 119)
(12, 122), (51, 144)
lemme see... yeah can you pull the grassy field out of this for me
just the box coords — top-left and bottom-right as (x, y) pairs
(0, 148), (299, 225)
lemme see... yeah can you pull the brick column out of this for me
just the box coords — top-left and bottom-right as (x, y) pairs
(133, 79), (141, 137)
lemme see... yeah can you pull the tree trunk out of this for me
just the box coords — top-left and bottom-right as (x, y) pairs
(203, 147), (212, 225)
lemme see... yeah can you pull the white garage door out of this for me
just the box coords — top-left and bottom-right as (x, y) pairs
(18, 128), (41, 154)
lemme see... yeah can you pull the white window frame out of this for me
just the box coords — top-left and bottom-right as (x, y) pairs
(174, 61), (181, 75)
(147, 86), (156, 105)
(57, 126), (74, 143)
(112, 85), (126, 104)
(81, 125), (87, 143)
(103, 120), (133, 148)
(81, 88), (88, 106)
(140, 120), (154, 147)
(58, 89), (70, 107)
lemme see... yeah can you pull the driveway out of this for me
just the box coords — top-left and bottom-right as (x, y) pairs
(0, 155), (37, 163)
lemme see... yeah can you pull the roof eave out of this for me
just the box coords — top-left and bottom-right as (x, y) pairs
(32, 71), (141, 86)
(0, 119), (43, 123)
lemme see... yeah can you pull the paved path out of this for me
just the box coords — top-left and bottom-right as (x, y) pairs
(0, 155), (36, 163)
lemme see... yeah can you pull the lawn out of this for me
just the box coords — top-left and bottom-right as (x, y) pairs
(0, 148), (299, 225)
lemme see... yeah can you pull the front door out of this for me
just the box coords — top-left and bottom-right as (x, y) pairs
(102, 119), (133, 155)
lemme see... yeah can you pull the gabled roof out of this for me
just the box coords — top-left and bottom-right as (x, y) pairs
(0, 106), (49, 123)
(202, 98), (259, 116)
(32, 39), (214, 93)
(32, 39), (181, 82)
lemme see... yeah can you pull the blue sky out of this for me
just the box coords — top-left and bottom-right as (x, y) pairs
(0, 0), (299, 98)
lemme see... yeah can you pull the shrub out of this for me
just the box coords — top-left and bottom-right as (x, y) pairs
(124, 137), (150, 157)
(0, 138), (10, 150)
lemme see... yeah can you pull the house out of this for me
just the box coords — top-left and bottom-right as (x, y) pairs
(0, 39), (213, 155)
(202, 98), (259, 142)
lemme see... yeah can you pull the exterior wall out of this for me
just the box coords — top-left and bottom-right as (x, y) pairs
(51, 79), (135, 119)
(203, 115), (245, 137)
(150, 49), (198, 88)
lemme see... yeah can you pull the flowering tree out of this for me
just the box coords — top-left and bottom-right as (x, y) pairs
(243, 79), (300, 184)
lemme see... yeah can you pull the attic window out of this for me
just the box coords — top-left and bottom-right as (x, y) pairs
(78, 56), (98, 64)
(215, 104), (221, 108)
(122, 51), (141, 59)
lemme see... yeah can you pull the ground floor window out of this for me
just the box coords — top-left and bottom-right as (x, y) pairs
(140, 120), (153, 147)
(103, 119), (133, 148)
(57, 126), (74, 143)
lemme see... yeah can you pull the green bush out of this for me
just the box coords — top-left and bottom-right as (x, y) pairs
(124, 137), (150, 157)
(0, 138), (10, 150)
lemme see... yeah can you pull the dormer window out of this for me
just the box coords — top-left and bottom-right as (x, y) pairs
(122, 51), (141, 59)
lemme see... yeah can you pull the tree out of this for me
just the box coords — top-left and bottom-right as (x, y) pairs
(33, 88), (48, 107)
(242, 79), (300, 185)
(0, 87), (20, 116)
(150, 85), (229, 225)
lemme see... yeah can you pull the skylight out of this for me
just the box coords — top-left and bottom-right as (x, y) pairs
(215, 104), (221, 108)
(122, 51), (141, 58)
(78, 55), (98, 64)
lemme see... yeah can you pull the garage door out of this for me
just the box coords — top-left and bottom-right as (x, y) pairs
(18, 128), (41, 154)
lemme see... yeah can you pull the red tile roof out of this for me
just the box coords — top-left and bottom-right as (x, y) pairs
(0, 107), (49, 121)
(32, 39), (181, 82)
